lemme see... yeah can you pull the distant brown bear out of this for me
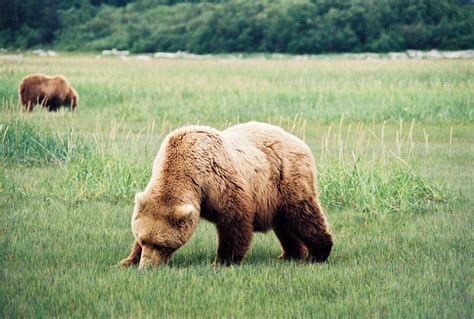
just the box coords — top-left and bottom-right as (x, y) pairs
(119, 122), (333, 268)
(18, 74), (78, 112)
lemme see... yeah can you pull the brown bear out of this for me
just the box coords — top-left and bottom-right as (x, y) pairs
(119, 121), (333, 268)
(18, 74), (79, 112)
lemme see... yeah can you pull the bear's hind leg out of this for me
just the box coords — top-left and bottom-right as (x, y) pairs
(215, 216), (253, 265)
(288, 199), (333, 263)
(118, 240), (142, 266)
(273, 222), (308, 260)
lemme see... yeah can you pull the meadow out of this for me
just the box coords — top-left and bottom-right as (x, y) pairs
(1, 55), (473, 318)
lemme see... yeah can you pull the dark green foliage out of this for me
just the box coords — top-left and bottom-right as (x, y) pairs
(0, 0), (473, 52)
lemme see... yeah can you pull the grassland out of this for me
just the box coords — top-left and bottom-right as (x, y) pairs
(1, 55), (473, 318)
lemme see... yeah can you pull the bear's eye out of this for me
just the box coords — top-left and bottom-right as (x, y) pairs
(141, 240), (164, 251)
(141, 240), (175, 254)
(151, 243), (165, 251)
(175, 220), (186, 228)
(152, 243), (175, 255)
(169, 216), (186, 228)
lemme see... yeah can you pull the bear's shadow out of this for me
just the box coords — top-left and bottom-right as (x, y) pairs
(168, 249), (281, 268)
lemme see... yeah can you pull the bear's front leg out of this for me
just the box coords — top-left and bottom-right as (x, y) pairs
(214, 216), (253, 265)
(118, 240), (142, 266)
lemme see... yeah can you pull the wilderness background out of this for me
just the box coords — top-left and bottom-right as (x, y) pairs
(1, 0), (473, 318)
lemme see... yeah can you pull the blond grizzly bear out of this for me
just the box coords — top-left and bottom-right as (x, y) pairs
(18, 74), (78, 112)
(119, 122), (333, 268)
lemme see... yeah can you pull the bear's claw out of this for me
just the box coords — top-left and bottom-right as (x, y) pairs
(117, 258), (136, 267)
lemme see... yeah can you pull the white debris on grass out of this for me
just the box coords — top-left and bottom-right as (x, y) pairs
(102, 48), (129, 56)
(441, 50), (474, 59)
(31, 49), (58, 57)
(270, 53), (286, 60)
(25, 49), (470, 61)
(402, 50), (473, 59)
(154, 51), (210, 59)
(32, 49), (47, 56)
(388, 52), (408, 60)
(32, 49), (58, 57)
(135, 54), (151, 61)
(342, 50), (473, 60)
(154, 52), (179, 59)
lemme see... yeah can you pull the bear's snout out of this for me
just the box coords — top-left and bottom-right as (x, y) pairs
(138, 246), (170, 268)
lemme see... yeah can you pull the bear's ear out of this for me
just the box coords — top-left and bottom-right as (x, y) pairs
(135, 192), (147, 208)
(174, 204), (198, 222)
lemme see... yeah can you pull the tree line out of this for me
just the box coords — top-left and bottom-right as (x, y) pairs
(1, 0), (473, 53)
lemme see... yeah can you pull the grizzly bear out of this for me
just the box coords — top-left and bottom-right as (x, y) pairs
(18, 74), (79, 112)
(119, 122), (333, 268)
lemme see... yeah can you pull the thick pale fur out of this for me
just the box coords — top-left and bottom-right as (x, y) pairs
(119, 121), (333, 268)
(18, 74), (79, 112)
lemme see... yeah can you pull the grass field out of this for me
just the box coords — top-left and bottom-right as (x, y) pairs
(1, 55), (473, 318)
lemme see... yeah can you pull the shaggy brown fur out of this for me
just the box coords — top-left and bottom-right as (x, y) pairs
(18, 74), (79, 112)
(119, 122), (333, 268)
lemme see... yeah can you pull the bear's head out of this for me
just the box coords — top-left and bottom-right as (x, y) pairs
(131, 192), (199, 268)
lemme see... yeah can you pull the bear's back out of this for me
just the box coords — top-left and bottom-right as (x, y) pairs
(20, 74), (69, 96)
(21, 74), (53, 98)
(222, 121), (313, 164)
(221, 122), (318, 225)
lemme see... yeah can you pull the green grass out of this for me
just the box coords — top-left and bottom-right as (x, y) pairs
(0, 119), (89, 166)
(1, 55), (473, 318)
(63, 150), (148, 202)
